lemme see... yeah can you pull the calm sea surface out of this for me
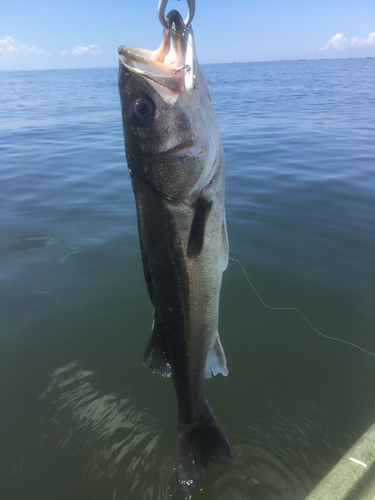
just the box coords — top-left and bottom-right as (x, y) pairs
(1, 59), (374, 500)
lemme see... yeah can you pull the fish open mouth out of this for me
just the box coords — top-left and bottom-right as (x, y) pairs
(118, 10), (196, 97)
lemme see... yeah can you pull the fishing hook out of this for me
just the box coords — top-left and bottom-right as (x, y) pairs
(158, 0), (195, 31)
(171, 64), (191, 74)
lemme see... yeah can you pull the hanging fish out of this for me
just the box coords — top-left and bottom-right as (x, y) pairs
(118, 9), (232, 494)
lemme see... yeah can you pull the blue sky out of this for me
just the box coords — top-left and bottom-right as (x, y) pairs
(1, 0), (374, 70)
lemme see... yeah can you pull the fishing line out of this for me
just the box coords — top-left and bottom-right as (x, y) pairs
(229, 256), (375, 357)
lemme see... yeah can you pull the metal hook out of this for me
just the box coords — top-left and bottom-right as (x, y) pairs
(158, 0), (195, 30)
(171, 64), (191, 74)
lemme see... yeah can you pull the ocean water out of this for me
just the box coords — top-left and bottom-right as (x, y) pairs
(0, 58), (374, 500)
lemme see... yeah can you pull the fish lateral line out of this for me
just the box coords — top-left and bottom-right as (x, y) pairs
(229, 257), (375, 357)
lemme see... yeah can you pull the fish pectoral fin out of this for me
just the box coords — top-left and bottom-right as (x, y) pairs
(143, 326), (172, 377)
(205, 334), (229, 378)
(186, 197), (213, 259)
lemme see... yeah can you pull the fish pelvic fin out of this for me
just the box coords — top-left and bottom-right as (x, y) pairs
(143, 324), (172, 377)
(205, 334), (229, 378)
(174, 406), (233, 495)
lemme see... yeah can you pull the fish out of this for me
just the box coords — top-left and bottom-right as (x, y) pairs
(118, 9), (233, 494)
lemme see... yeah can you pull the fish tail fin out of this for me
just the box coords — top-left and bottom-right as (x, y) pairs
(174, 406), (233, 495)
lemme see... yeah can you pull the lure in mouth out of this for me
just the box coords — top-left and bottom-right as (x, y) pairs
(118, 10), (197, 99)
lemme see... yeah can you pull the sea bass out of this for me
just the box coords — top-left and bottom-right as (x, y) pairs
(118, 10), (232, 494)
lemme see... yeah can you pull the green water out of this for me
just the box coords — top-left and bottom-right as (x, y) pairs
(1, 60), (375, 499)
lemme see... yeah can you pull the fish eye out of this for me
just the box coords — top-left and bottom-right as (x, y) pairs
(132, 97), (154, 123)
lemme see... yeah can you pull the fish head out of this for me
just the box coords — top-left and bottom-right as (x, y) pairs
(118, 10), (221, 203)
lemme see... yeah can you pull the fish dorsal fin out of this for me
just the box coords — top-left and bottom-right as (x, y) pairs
(143, 323), (172, 377)
(205, 334), (228, 378)
(187, 197), (213, 259)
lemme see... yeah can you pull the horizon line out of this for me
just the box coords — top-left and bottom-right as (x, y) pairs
(0, 55), (373, 72)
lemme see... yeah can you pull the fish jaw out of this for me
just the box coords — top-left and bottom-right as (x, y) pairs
(118, 9), (195, 106)
(118, 44), (184, 106)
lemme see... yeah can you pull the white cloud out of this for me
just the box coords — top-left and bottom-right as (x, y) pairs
(320, 33), (348, 50)
(351, 32), (375, 47)
(320, 32), (375, 51)
(0, 36), (43, 57)
(71, 44), (101, 55)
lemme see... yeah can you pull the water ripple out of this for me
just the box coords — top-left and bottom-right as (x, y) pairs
(39, 360), (173, 499)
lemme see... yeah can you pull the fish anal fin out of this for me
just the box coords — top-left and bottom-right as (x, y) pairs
(143, 324), (172, 377)
(187, 197), (213, 259)
(205, 334), (229, 378)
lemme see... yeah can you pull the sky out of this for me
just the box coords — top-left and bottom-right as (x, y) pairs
(0, 0), (374, 71)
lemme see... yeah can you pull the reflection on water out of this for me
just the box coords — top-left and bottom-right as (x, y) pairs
(5, 235), (58, 254)
(59, 247), (81, 264)
(39, 360), (173, 499)
(21, 291), (62, 324)
(181, 380), (333, 500)
(224, 404), (327, 499)
(36, 361), (330, 500)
